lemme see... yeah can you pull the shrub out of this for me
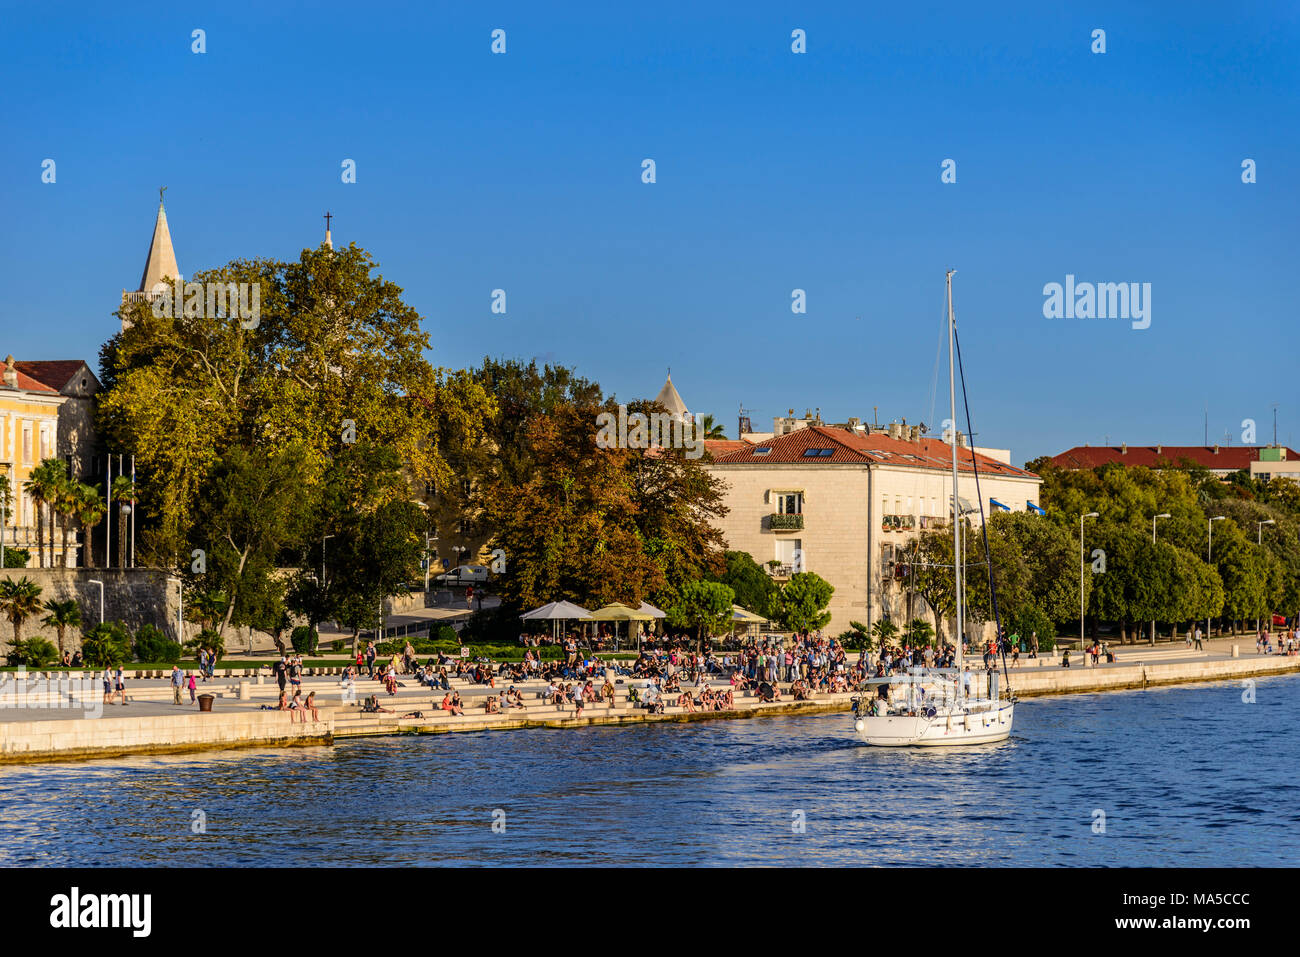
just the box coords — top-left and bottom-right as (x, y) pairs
(1, 547), (31, 569)
(434, 624), (459, 644)
(5, 637), (59, 668)
(81, 622), (132, 667)
(184, 628), (225, 661)
(133, 624), (183, 663)
(291, 626), (319, 656)
(838, 620), (873, 651)
(1007, 607), (1056, 653)
(330, 640), (344, 653)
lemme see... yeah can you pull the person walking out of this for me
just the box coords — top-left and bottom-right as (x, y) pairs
(187, 671), (197, 704)
(113, 666), (127, 706)
(274, 655), (288, 696)
(171, 664), (184, 705)
(1193, 626), (1204, 651)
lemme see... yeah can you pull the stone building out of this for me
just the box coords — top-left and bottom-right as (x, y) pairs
(0, 357), (71, 566)
(705, 411), (1042, 636)
(11, 360), (101, 482)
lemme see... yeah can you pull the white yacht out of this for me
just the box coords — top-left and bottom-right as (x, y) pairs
(852, 271), (1015, 747)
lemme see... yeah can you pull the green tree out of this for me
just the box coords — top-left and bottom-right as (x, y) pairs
(100, 243), (450, 567)
(0, 576), (43, 651)
(904, 618), (935, 646)
(710, 551), (779, 619)
(869, 618), (899, 649)
(698, 414), (727, 440)
(41, 598), (82, 658)
(188, 444), (310, 638)
(81, 622), (131, 667)
(774, 572), (834, 633)
(111, 474), (135, 569)
(665, 580), (735, 647)
(73, 482), (107, 569)
(22, 459), (65, 568)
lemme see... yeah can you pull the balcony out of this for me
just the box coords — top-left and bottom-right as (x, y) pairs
(769, 512), (804, 531)
(765, 562), (795, 580)
(881, 514), (916, 533)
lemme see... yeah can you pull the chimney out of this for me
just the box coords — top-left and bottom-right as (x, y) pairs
(956, 431), (968, 448)
(1156, 444), (1161, 454)
(2, 355), (16, 389)
(1213, 445), (1220, 454)
(908, 426), (920, 442)
(888, 422), (903, 440)
(1121, 443), (1127, 455)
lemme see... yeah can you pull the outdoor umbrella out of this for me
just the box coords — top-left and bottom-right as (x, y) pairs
(731, 604), (767, 638)
(588, 602), (656, 652)
(520, 600), (592, 641)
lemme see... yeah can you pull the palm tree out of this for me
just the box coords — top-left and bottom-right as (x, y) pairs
(699, 414), (727, 440)
(74, 483), (106, 568)
(0, 577), (44, 653)
(23, 459), (64, 569)
(111, 475), (135, 569)
(41, 598), (81, 658)
(52, 472), (77, 568)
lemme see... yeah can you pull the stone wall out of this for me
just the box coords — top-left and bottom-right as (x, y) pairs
(0, 568), (178, 652)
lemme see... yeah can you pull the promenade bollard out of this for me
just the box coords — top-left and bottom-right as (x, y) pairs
(197, 694), (215, 713)
(238, 681), (250, 700)
(1232, 645), (1239, 659)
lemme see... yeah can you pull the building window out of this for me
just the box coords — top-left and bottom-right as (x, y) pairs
(22, 424), (32, 464)
(775, 491), (802, 515)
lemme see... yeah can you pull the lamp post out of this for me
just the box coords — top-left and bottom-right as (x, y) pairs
(1207, 516), (1225, 640)
(1150, 512), (1171, 644)
(321, 534), (334, 588)
(1256, 519), (1276, 635)
(1080, 512), (1099, 647)
(87, 579), (104, 624)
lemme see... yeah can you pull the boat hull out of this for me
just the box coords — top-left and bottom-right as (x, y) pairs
(854, 700), (1014, 747)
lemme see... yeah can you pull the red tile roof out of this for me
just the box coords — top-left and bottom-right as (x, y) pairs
(0, 359), (60, 394)
(1050, 446), (1297, 470)
(704, 439), (751, 457)
(13, 360), (91, 392)
(710, 425), (1036, 477)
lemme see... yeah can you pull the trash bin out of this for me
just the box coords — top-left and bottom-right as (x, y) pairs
(197, 694), (215, 712)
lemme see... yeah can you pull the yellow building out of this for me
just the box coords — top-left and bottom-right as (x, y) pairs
(0, 356), (70, 567)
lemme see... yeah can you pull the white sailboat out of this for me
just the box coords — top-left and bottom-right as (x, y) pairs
(852, 271), (1015, 746)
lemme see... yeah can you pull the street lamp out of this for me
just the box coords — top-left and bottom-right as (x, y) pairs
(1080, 512), (1099, 647)
(1256, 519), (1276, 635)
(166, 576), (183, 643)
(321, 534), (334, 588)
(1150, 513), (1171, 645)
(87, 579), (104, 624)
(1207, 516), (1225, 641)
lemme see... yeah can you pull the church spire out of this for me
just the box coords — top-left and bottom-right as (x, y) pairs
(138, 187), (181, 294)
(324, 210), (333, 249)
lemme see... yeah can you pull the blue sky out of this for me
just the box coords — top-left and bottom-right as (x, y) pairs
(2, 1), (1297, 464)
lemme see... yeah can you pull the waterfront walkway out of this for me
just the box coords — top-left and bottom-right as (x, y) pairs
(1, 639), (1296, 763)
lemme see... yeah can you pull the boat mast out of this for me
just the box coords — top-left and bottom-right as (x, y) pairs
(947, 270), (963, 676)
